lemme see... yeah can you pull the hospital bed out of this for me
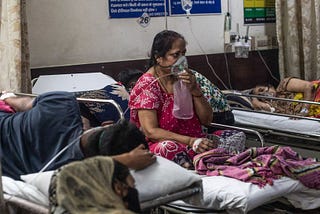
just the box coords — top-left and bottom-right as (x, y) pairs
(1, 92), (320, 214)
(223, 91), (320, 158)
(0, 96), (203, 213)
(3, 118), (320, 214)
(156, 122), (320, 214)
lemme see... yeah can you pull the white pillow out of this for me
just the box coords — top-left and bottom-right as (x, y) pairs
(21, 170), (54, 197)
(131, 156), (202, 202)
(170, 176), (307, 213)
(21, 156), (202, 204)
(2, 176), (49, 206)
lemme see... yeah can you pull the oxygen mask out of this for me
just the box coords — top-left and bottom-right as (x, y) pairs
(171, 56), (188, 75)
(258, 91), (275, 97)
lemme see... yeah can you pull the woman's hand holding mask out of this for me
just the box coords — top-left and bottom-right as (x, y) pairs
(177, 70), (202, 96)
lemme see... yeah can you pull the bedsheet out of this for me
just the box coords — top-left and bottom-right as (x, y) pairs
(169, 175), (320, 214)
(233, 110), (320, 136)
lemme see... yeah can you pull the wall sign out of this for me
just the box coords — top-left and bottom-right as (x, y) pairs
(243, 0), (275, 24)
(108, 0), (221, 18)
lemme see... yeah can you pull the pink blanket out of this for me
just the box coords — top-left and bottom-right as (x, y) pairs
(0, 100), (15, 113)
(194, 145), (320, 189)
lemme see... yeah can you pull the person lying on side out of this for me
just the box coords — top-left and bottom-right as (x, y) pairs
(0, 91), (155, 180)
(246, 77), (320, 117)
(49, 156), (141, 213)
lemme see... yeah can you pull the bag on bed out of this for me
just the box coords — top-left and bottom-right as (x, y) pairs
(207, 130), (246, 155)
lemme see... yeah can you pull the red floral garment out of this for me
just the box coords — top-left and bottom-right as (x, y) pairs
(129, 73), (204, 165)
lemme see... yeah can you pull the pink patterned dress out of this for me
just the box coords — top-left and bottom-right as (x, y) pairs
(129, 73), (204, 166)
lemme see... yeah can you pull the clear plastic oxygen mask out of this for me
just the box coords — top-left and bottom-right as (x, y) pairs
(172, 56), (194, 119)
(171, 55), (188, 75)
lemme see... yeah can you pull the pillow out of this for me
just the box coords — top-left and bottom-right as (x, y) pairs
(21, 156), (202, 204)
(131, 156), (202, 202)
(3, 176), (49, 206)
(222, 90), (253, 110)
(170, 176), (310, 213)
(21, 170), (54, 197)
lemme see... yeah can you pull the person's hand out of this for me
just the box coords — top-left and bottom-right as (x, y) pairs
(125, 144), (156, 170)
(177, 70), (201, 95)
(190, 137), (218, 153)
(256, 102), (273, 112)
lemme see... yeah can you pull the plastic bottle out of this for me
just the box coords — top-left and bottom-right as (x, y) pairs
(242, 41), (250, 58)
(234, 40), (243, 58)
(172, 56), (194, 119)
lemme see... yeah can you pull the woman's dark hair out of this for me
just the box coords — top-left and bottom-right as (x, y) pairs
(117, 68), (144, 90)
(148, 30), (185, 69)
(85, 120), (148, 157)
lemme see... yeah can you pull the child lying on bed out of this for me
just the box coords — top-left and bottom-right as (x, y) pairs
(0, 91), (156, 180)
(244, 77), (320, 117)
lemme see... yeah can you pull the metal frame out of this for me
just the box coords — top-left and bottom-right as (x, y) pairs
(224, 92), (320, 156)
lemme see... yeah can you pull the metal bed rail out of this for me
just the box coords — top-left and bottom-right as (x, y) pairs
(224, 91), (320, 122)
(208, 122), (265, 147)
(141, 186), (202, 211)
(15, 92), (125, 121)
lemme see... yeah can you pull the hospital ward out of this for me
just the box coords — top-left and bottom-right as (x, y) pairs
(1, 0), (320, 213)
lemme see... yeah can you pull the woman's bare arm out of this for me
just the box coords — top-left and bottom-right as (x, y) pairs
(3, 96), (34, 112)
(138, 109), (192, 145)
(286, 78), (315, 102)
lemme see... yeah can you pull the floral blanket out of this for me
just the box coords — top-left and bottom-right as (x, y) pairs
(194, 145), (320, 189)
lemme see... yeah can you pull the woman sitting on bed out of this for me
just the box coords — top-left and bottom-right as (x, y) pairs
(247, 77), (320, 117)
(129, 30), (245, 169)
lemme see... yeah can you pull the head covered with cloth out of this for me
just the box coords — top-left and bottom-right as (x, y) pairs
(49, 156), (141, 213)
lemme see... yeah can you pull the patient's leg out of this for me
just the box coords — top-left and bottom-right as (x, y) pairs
(4, 96), (35, 112)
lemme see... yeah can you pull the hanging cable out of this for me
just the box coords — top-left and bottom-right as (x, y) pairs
(188, 18), (230, 89)
(257, 50), (280, 83)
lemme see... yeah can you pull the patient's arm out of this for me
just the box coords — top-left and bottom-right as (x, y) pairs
(286, 78), (315, 102)
(251, 97), (272, 111)
(112, 144), (156, 170)
(3, 96), (34, 112)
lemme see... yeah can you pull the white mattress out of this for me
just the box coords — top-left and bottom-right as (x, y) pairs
(169, 175), (320, 214)
(3, 172), (320, 213)
(233, 110), (320, 136)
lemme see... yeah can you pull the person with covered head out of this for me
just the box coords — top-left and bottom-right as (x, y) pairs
(49, 156), (141, 213)
(0, 91), (155, 180)
(129, 30), (245, 169)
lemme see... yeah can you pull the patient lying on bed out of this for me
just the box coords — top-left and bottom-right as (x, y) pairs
(0, 91), (155, 180)
(243, 77), (320, 117)
(49, 156), (140, 213)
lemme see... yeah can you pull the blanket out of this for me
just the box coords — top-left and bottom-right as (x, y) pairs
(0, 100), (15, 113)
(194, 145), (320, 189)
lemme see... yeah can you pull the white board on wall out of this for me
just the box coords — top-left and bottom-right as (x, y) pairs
(32, 72), (116, 94)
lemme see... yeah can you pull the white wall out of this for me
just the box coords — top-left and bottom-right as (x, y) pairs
(26, 0), (276, 68)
